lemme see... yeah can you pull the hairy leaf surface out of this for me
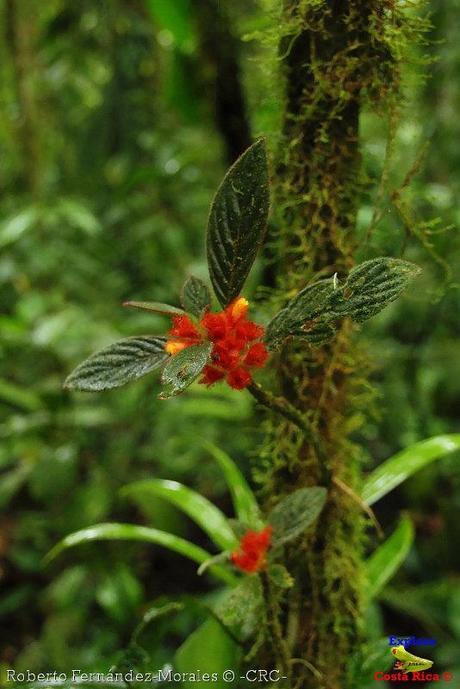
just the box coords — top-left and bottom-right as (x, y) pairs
(207, 139), (269, 306)
(268, 486), (327, 547)
(159, 342), (212, 398)
(181, 276), (211, 317)
(64, 336), (168, 391)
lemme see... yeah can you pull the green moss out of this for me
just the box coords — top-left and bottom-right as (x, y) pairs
(252, 2), (429, 687)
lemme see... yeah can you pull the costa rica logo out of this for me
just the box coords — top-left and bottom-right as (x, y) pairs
(391, 644), (434, 673)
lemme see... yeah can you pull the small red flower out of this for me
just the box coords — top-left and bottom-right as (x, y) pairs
(169, 315), (200, 341)
(164, 296), (269, 390)
(231, 526), (273, 574)
(201, 312), (227, 340)
(244, 342), (269, 368)
(200, 365), (225, 386)
(227, 367), (252, 390)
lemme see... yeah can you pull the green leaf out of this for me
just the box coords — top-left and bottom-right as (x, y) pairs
(206, 139), (269, 307)
(181, 276), (211, 318)
(347, 638), (395, 689)
(175, 618), (240, 688)
(265, 279), (335, 351)
(268, 487), (327, 547)
(203, 442), (261, 526)
(123, 301), (186, 316)
(366, 516), (414, 599)
(64, 336), (169, 391)
(265, 258), (420, 351)
(331, 257), (421, 323)
(44, 523), (237, 586)
(214, 576), (263, 641)
(159, 342), (212, 398)
(363, 434), (460, 506)
(121, 479), (237, 550)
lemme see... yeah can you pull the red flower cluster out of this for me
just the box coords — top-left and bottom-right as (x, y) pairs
(231, 526), (273, 574)
(165, 297), (268, 390)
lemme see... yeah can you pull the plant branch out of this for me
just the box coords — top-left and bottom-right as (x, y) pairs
(260, 570), (291, 681)
(247, 382), (314, 439)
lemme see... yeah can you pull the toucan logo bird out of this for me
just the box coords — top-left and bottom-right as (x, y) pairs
(391, 645), (433, 673)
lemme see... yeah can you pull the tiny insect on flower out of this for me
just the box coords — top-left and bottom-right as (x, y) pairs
(164, 297), (269, 390)
(231, 526), (273, 574)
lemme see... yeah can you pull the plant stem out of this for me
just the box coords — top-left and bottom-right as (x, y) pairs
(247, 382), (313, 438)
(260, 570), (291, 682)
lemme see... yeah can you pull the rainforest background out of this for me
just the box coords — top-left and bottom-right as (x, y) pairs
(0, 0), (459, 686)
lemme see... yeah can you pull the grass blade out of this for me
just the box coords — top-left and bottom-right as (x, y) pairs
(44, 523), (238, 586)
(121, 479), (237, 550)
(363, 434), (460, 506)
(203, 442), (260, 526)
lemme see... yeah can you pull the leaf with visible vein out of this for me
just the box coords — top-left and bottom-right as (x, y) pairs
(268, 487), (327, 547)
(265, 257), (420, 351)
(159, 342), (212, 398)
(64, 336), (168, 391)
(123, 301), (186, 316)
(265, 279), (335, 350)
(181, 276), (211, 317)
(330, 257), (421, 323)
(207, 139), (269, 307)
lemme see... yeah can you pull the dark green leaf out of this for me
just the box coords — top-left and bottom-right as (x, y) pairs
(207, 139), (269, 306)
(123, 301), (185, 316)
(159, 342), (212, 398)
(265, 279), (335, 350)
(180, 275), (211, 317)
(265, 258), (420, 350)
(268, 487), (327, 547)
(331, 257), (421, 323)
(64, 336), (168, 391)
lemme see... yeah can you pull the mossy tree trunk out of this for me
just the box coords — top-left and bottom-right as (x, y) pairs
(257, 2), (407, 687)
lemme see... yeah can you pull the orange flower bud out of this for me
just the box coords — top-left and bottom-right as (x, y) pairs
(165, 340), (188, 355)
(229, 297), (249, 322)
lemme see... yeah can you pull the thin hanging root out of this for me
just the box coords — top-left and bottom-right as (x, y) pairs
(332, 476), (383, 538)
(289, 657), (323, 680)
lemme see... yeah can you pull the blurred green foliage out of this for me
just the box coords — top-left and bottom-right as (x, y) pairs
(0, 0), (459, 680)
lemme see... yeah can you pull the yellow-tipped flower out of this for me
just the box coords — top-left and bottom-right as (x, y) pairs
(230, 297), (249, 321)
(165, 340), (188, 355)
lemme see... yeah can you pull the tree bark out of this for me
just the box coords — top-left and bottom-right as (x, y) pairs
(258, 3), (403, 687)
(195, 0), (252, 164)
(4, 0), (41, 195)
